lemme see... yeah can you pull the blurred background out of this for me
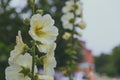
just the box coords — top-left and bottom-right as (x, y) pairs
(0, 0), (120, 80)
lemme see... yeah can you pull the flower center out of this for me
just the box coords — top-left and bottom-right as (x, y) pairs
(35, 27), (46, 37)
(35, 27), (43, 36)
(19, 66), (30, 77)
(36, 28), (42, 34)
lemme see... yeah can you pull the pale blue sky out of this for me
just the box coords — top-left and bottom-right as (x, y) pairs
(10, 0), (120, 56)
(81, 0), (120, 56)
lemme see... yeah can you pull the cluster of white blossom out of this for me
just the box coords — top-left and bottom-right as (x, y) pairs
(61, 0), (86, 40)
(29, 14), (58, 77)
(5, 14), (58, 80)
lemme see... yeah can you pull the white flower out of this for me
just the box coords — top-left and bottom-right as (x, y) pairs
(5, 66), (31, 80)
(6, 53), (38, 80)
(62, 0), (74, 13)
(9, 31), (28, 65)
(43, 43), (56, 76)
(75, 1), (82, 16)
(62, 32), (71, 40)
(62, 0), (82, 16)
(37, 75), (53, 80)
(61, 12), (74, 30)
(29, 14), (58, 44)
(43, 56), (56, 76)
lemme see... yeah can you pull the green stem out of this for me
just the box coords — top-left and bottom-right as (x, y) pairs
(72, 0), (77, 44)
(31, 0), (35, 80)
(31, 40), (35, 80)
(32, 0), (35, 15)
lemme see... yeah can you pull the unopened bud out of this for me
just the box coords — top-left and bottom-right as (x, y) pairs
(24, 18), (30, 25)
(77, 21), (86, 29)
(62, 32), (71, 40)
(36, 9), (44, 15)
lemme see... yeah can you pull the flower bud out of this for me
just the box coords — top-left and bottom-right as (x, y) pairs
(62, 32), (71, 40)
(23, 18), (30, 25)
(77, 21), (86, 29)
(36, 9), (44, 15)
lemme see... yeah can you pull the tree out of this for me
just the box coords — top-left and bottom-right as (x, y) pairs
(95, 53), (116, 77)
(112, 45), (120, 76)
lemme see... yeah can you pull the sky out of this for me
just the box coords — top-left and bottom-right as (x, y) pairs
(10, 0), (120, 56)
(81, 0), (120, 56)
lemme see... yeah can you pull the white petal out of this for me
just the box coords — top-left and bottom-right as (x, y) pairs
(39, 26), (58, 44)
(37, 43), (51, 53)
(44, 56), (56, 76)
(63, 23), (73, 30)
(30, 14), (42, 27)
(61, 13), (74, 30)
(47, 43), (56, 56)
(61, 13), (74, 22)
(62, 0), (74, 13)
(37, 42), (56, 54)
(41, 14), (54, 27)
(5, 66), (31, 80)
(9, 31), (27, 65)
(38, 75), (53, 80)
(14, 53), (32, 70)
(75, 1), (82, 15)
(66, 0), (74, 6)
(5, 66), (22, 80)
(44, 66), (55, 76)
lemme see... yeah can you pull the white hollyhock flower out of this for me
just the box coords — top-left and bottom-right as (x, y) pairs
(61, 12), (74, 30)
(62, 0), (82, 16)
(43, 43), (56, 76)
(37, 75), (53, 80)
(43, 56), (56, 76)
(9, 31), (28, 65)
(6, 53), (38, 80)
(62, 0), (74, 13)
(62, 32), (71, 40)
(75, 1), (82, 16)
(5, 66), (31, 80)
(29, 14), (58, 44)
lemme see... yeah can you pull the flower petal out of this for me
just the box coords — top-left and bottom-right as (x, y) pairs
(9, 31), (27, 65)
(14, 53), (32, 70)
(41, 14), (54, 27)
(5, 66), (22, 80)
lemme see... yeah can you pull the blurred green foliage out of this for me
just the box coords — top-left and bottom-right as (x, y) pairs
(0, 0), (83, 79)
(95, 45), (120, 77)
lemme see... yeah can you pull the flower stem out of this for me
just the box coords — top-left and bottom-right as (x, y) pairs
(31, 40), (35, 80)
(72, 0), (77, 44)
(31, 0), (35, 80)
(32, 0), (35, 15)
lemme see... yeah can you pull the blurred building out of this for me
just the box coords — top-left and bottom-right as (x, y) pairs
(80, 41), (95, 69)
